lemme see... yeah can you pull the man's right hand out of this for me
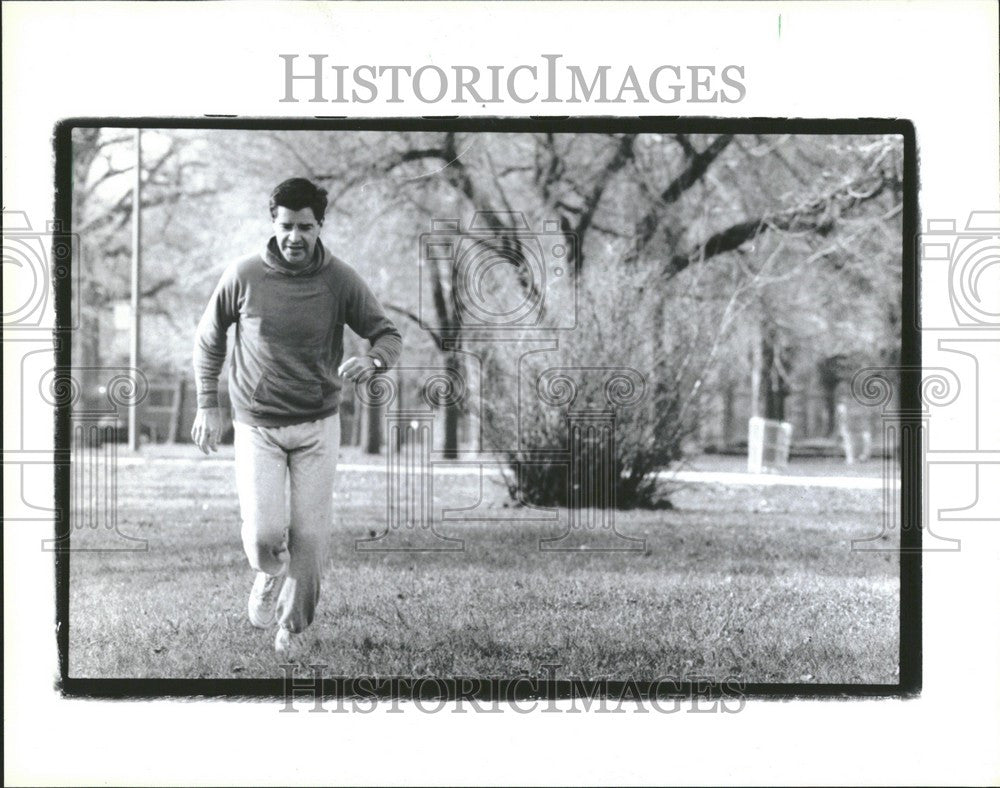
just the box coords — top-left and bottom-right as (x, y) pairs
(192, 407), (222, 454)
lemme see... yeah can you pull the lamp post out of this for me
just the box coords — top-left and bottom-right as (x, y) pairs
(128, 128), (142, 452)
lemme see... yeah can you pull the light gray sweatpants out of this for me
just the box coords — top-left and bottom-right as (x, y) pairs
(233, 414), (340, 633)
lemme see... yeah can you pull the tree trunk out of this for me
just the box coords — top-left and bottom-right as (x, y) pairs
(722, 382), (736, 446)
(760, 335), (776, 419)
(823, 381), (838, 437)
(394, 368), (406, 452)
(801, 384), (815, 440)
(749, 325), (762, 420)
(817, 355), (843, 437)
(350, 397), (363, 446)
(759, 326), (791, 421)
(365, 400), (382, 454)
(442, 351), (463, 459)
(444, 400), (460, 459)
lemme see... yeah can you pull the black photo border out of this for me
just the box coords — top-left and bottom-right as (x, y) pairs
(52, 116), (920, 701)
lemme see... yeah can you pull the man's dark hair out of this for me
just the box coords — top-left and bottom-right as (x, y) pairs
(269, 178), (328, 223)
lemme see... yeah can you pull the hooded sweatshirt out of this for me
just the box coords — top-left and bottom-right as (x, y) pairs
(193, 238), (402, 427)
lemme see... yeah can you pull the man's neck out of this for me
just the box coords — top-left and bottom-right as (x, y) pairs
(264, 237), (324, 275)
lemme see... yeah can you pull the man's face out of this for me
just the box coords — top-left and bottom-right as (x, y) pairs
(272, 206), (321, 265)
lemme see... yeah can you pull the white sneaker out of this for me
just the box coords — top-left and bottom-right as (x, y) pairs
(274, 626), (305, 662)
(247, 570), (286, 629)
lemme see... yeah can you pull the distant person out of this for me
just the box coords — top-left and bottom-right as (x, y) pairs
(191, 178), (402, 661)
(835, 399), (872, 465)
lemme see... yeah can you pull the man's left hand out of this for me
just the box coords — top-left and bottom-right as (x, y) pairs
(338, 356), (375, 381)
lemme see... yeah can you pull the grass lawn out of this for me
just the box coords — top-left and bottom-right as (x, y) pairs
(68, 454), (899, 683)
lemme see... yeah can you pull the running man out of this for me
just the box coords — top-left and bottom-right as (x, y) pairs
(191, 177), (402, 660)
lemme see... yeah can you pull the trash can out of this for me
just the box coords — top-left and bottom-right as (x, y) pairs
(747, 416), (793, 474)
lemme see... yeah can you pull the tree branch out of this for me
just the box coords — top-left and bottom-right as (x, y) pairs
(78, 187), (218, 236)
(266, 131), (321, 179)
(665, 170), (892, 279)
(627, 134), (735, 262)
(672, 133), (697, 157)
(569, 133), (636, 272)
(659, 134), (733, 205)
(385, 303), (443, 350)
(141, 276), (177, 300)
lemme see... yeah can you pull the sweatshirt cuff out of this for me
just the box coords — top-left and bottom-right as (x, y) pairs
(197, 391), (220, 409)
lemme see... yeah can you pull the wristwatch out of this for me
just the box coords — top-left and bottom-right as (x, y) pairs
(370, 356), (384, 369)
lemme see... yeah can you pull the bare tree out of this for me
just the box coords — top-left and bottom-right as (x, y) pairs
(72, 128), (219, 375)
(109, 129), (903, 490)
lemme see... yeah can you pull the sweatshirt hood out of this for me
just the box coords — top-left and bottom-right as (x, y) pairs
(262, 236), (326, 277)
